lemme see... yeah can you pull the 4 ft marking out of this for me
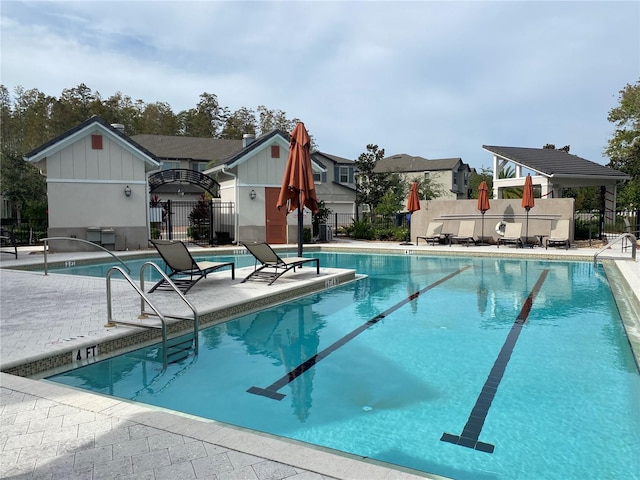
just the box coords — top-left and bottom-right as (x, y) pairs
(75, 345), (98, 362)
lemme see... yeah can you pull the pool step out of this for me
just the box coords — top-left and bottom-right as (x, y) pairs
(166, 334), (195, 364)
(106, 263), (200, 370)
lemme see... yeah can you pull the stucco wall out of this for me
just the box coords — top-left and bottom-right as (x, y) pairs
(410, 198), (575, 244)
(44, 130), (151, 252)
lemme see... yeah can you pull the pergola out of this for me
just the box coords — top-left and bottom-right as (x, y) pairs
(483, 145), (630, 222)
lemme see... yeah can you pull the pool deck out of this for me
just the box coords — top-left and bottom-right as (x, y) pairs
(1, 239), (638, 480)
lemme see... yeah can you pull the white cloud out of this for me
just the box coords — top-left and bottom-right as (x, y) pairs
(1, 0), (638, 169)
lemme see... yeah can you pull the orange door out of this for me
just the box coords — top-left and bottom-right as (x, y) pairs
(265, 187), (287, 244)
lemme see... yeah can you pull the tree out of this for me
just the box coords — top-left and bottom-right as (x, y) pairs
(139, 101), (179, 135)
(221, 107), (257, 139)
(178, 92), (229, 137)
(468, 167), (493, 199)
(497, 165), (522, 199)
(605, 80), (640, 208)
(543, 143), (570, 152)
(355, 144), (387, 210)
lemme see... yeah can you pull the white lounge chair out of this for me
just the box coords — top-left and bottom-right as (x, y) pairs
(497, 223), (523, 248)
(416, 222), (443, 246)
(545, 219), (570, 250)
(451, 221), (479, 246)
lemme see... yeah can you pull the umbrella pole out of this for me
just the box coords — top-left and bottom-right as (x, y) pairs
(297, 190), (303, 257)
(481, 213), (485, 245)
(525, 209), (529, 248)
(400, 213), (413, 245)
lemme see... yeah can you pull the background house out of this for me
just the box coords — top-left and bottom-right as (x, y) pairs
(374, 154), (473, 200)
(310, 151), (357, 221)
(24, 116), (159, 251)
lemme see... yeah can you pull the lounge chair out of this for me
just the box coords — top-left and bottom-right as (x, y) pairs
(241, 242), (320, 285)
(416, 222), (443, 246)
(0, 225), (17, 258)
(451, 221), (479, 246)
(545, 219), (570, 250)
(497, 222), (523, 248)
(149, 239), (235, 293)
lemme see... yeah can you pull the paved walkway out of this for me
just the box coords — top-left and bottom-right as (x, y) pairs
(1, 240), (638, 480)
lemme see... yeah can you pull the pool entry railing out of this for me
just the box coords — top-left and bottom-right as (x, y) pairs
(40, 237), (131, 275)
(593, 232), (637, 266)
(105, 262), (199, 369)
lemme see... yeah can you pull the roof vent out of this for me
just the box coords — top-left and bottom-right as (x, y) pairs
(111, 123), (125, 134)
(242, 133), (256, 148)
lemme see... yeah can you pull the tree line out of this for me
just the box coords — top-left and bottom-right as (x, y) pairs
(0, 83), (303, 224)
(1, 79), (638, 229)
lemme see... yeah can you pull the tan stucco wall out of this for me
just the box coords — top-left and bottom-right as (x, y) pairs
(411, 198), (575, 244)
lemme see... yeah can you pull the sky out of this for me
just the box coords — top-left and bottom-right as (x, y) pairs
(1, 0), (639, 171)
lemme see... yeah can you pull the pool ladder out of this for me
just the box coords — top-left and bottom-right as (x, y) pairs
(593, 233), (637, 266)
(105, 262), (199, 369)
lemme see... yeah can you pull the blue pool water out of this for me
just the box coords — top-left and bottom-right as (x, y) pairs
(48, 253), (640, 480)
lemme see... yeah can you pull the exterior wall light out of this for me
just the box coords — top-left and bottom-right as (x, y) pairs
(250, 189), (257, 200)
(124, 185), (132, 197)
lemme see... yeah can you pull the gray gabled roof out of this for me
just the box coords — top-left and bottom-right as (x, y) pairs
(131, 134), (242, 163)
(374, 154), (464, 174)
(482, 145), (628, 179)
(312, 151), (355, 165)
(24, 116), (159, 167)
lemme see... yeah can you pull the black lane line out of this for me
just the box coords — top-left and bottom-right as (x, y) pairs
(441, 269), (549, 454)
(247, 265), (473, 400)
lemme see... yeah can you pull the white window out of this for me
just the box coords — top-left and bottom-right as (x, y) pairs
(192, 162), (208, 172)
(339, 166), (349, 183)
(162, 161), (180, 170)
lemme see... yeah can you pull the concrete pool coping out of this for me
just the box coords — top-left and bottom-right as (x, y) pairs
(1, 239), (638, 480)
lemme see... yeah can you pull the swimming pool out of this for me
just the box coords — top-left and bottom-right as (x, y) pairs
(48, 252), (640, 480)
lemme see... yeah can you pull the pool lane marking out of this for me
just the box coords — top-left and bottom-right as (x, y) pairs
(441, 268), (550, 454)
(247, 264), (473, 400)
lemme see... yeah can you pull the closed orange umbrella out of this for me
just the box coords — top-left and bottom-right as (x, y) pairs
(401, 182), (421, 245)
(277, 122), (319, 256)
(406, 182), (421, 213)
(477, 181), (490, 244)
(522, 174), (535, 246)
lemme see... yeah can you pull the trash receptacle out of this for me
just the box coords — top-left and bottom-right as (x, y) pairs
(87, 227), (101, 244)
(101, 228), (115, 249)
(319, 224), (333, 242)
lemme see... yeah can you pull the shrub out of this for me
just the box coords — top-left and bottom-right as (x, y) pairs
(352, 220), (373, 240)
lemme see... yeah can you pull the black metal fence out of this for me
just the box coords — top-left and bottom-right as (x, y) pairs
(574, 209), (639, 241)
(326, 213), (409, 234)
(151, 200), (235, 246)
(0, 220), (47, 246)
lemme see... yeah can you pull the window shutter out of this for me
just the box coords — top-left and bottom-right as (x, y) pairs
(91, 135), (103, 150)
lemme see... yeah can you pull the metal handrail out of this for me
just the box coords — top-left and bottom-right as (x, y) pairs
(105, 262), (200, 369)
(593, 233), (637, 266)
(139, 262), (199, 354)
(106, 266), (169, 368)
(41, 237), (131, 275)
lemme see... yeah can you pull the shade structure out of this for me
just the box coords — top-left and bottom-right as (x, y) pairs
(521, 174), (535, 246)
(477, 181), (490, 243)
(401, 182), (421, 245)
(277, 122), (319, 257)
